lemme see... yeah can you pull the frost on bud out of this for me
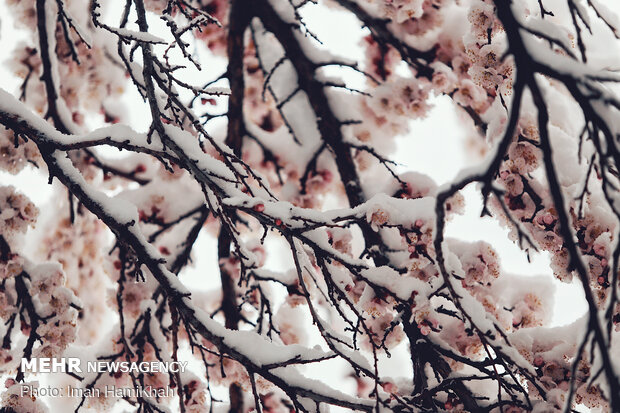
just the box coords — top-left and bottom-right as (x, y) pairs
(368, 209), (389, 231)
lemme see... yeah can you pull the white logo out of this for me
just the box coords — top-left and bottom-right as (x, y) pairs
(21, 358), (188, 374)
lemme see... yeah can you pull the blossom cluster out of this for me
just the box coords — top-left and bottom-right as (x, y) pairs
(0, 130), (41, 174)
(0, 186), (38, 241)
(39, 210), (110, 344)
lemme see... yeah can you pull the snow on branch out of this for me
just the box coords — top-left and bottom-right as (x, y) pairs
(1, 0), (620, 412)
